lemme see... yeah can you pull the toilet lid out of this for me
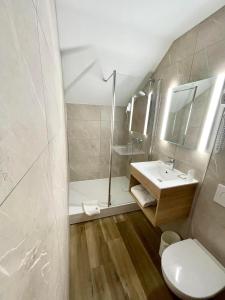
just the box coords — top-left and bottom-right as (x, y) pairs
(162, 239), (225, 299)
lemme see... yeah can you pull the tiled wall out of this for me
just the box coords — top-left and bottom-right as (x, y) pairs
(153, 6), (225, 260)
(0, 1), (68, 299)
(67, 103), (128, 181)
(192, 126), (225, 265)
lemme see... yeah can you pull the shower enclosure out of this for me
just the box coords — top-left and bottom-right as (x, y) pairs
(68, 71), (157, 223)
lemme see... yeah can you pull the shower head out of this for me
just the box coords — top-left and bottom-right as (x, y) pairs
(138, 91), (146, 96)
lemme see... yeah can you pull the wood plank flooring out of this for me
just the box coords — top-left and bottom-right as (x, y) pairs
(70, 211), (176, 300)
(70, 211), (225, 300)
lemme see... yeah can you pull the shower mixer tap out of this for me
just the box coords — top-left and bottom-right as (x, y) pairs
(132, 137), (143, 144)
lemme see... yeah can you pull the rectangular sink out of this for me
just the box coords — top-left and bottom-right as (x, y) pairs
(130, 160), (198, 189)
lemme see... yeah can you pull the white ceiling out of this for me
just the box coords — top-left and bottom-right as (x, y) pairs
(56, 0), (225, 106)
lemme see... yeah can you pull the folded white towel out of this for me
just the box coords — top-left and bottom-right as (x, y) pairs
(82, 202), (100, 216)
(131, 184), (156, 208)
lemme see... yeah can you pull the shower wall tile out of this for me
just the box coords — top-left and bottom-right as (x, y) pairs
(207, 39), (225, 75)
(195, 7), (225, 51)
(192, 138), (225, 265)
(35, 0), (59, 55)
(190, 49), (210, 81)
(176, 55), (193, 84)
(67, 103), (128, 181)
(170, 27), (199, 63)
(68, 119), (100, 140)
(5, 0), (45, 106)
(152, 5), (225, 260)
(100, 121), (111, 140)
(0, 148), (67, 300)
(100, 106), (112, 121)
(0, 2), (48, 205)
(100, 138), (110, 158)
(111, 153), (128, 177)
(153, 5), (225, 184)
(0, 1), (68, 299)
(69, 138), (100, 158)
(67, 103), (100, 121)
(70, 157), (101, 181)
(38, 24), (62, 141)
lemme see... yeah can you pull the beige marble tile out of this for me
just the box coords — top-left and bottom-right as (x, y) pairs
(160, 218), (189, 239)
(0, 3), (48, 205)
(69, 157), (101, 181)
(159, 64), (179, 95)
(99, 156), (110, 178)
(190, 49), (210, 81)
(0, 151), (57, 297)
(195, 9), (225, 51)
(152, 6), (225, 264)
(115, 125), (128, 145)
(111, 153), (128, 177)
(48, 127), (68, 216)
(174, 147), (209, 179)
(192, 209), (225, 265)
(207, 39), (225, 75)
(68, 138), (100, 158)
(176, 55), (193, 84)
(66, 104), (128, 180)
(100, 138), (110, 158)
(170, 27), (199, 63)
(188, 124), (225, 265)
(154, 139), (176, 159)
(115, 106), (126, 123)
(100, 120), (111, 140)
(157, 47), (172, 70)
(100, 105), (112, 121)
(68, 119), (100, 140)
(66, 103), (100, 121)
(0, 1), (68, 298)
(5, 0), (45, 109)
(38, 23), (63, 141)
(35, 0), (58, 53)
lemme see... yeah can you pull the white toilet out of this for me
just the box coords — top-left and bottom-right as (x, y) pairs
(161, 239), (225, 299)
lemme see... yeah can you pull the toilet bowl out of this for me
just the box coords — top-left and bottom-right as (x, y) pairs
(161, 239), (225, 299)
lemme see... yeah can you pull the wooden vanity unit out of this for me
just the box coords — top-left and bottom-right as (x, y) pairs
(129, 164), (198, 227)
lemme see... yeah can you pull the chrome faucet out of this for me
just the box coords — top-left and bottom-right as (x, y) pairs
(165, 157), (175, 170)
(132, 137), (143, 144)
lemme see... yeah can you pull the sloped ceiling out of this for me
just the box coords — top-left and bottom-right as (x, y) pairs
(56, 0), (225, 106)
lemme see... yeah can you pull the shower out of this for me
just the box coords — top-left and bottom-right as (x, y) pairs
(103, 70), (117, 207)
(68, 72), (158, 223)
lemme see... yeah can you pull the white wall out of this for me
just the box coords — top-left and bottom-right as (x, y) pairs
(56, 0), (225, 106)
(0, 1), (68, 299)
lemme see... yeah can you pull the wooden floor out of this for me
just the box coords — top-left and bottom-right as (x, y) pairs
(70, 211), (176, 300)
(70, 211), (225, 300)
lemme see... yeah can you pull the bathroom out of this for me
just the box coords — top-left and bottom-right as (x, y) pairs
(0, 0), (225, 299)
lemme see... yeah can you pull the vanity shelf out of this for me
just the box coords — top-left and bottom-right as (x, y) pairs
(129, 163), (198, 227)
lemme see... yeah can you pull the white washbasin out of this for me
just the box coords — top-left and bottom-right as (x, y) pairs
(113, 145), (144, 156)
(131, 160), (198, 189)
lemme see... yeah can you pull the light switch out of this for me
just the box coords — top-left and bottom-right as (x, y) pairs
(213, 184), (225, 208)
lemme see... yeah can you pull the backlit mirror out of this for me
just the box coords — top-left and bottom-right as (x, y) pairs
(163, 76), (221, 150)
(129, 92), (152, 135)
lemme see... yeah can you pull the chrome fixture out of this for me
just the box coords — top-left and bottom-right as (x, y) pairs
(138, 90), (146, 96)
(165, 157), (175, 170)
(133, 90), (146, 98)
(149, 79), (161, 160)
(103, 70), (116, 207)
(132, 137), (143, 144)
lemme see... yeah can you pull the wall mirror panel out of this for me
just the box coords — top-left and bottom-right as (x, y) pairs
(131, 95), (148, 133)
(129, 92), (152, 135)
(164, 77), (218, 150)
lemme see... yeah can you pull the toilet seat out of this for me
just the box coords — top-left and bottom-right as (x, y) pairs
(161, 239), (225, 299)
